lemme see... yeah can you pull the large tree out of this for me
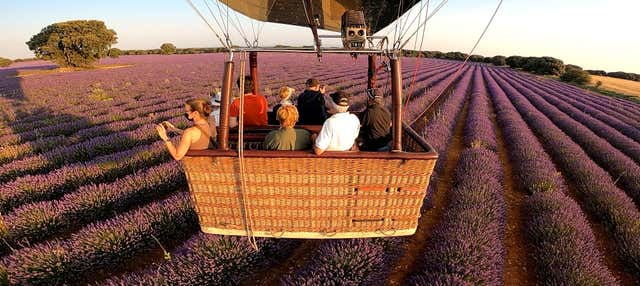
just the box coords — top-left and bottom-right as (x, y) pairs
(26, 20), (117, 68)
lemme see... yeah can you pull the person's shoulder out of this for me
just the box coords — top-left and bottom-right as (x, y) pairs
(183, 126), (201, 136)
(295, 128), (311, 136)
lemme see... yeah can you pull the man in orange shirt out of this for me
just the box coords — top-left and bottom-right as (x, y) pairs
(229, 75), (268, 128)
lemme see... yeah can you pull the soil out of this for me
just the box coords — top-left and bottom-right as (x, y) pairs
(386, 93), (470, 285)
(563, 179), (637, 285)
(242, 239), (322, 286)
(491, 107), (536, 286)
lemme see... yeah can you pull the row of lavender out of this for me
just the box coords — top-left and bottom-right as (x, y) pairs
(0, 192), (198, 285)
(487, 67), (640, 281)
(484, 66), (618, 284)
(409, 67), (506, 284)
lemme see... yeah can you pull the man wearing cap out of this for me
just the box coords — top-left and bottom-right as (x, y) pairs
(312, 91), (360, 155)
(296, 78), (328, 125)
(359, 88), (392, 151)
(209, 87), (222, 126)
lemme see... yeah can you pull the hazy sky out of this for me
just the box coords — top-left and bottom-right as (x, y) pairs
(1, 0), (638, 73)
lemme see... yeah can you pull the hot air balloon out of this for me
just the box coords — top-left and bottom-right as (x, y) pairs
(180, 0), (440, 242)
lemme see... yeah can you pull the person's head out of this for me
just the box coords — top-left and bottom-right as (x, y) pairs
(184, 98), (212, 122)
(305, 78), (320, 91)
(330, 91), (351, 113)
(277, 105), (299, 128)
(279, 86), (295, 101)
(209, 88), (221, 108)
(366, 88), (383, 106)
(236, 75), (254, 95)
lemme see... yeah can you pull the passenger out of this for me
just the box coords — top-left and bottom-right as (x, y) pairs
(209, 87), (221, 126)
(268, 86), (295, 125)
(229, 75), (268, 128)
(312, 91), (360, 155)
(156, 98), (217, 160)
(263, 105), (312, 150)
(359, 88), (392, 151)
(296, 78), (328, 125)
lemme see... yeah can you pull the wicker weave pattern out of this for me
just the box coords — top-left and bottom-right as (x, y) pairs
(182, 155), (436, 238)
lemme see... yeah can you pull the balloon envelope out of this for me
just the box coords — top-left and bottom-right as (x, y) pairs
(220, 0), (420, 34)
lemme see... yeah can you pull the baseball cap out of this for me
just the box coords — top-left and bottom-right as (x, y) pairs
(330, 91), (350, 106)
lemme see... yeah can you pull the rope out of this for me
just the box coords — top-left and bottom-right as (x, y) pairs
(184, 0), (229, 49)
(395, 0), (420, 48)
(403, 0), (430, 115)
(203, 0), (231, 46)
(255, 0), (279, 44)
(397, 0), (430, 46)
(237, 53), (259, 250)
(399, 0), (449, 50)
(409, 0), (503, 126)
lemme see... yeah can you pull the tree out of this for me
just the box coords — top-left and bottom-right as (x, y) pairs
(0, 57), (11, 67)
(469, 55), (485, 62)
(506, 56), (525, 68)
(560, 65), (591, 85)
(491, 55), (506, 66)
(107, 48), (122, 58)
(523, 57), (565, 75)
(160, 43), (177, 55)
(26, 20), (117, 67)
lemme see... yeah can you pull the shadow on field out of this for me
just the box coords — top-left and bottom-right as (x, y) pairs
(0, 62), (130, 182)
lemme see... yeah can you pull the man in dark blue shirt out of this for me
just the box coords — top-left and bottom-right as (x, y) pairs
(296, 78), (328, 125)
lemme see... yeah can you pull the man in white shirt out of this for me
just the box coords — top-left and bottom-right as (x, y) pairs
(313, 91), (360, 155)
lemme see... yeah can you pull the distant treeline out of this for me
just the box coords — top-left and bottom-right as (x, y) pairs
(116, 47), (227, 56)
(585, 70), (640, 82)
(402, 50), (639, 83)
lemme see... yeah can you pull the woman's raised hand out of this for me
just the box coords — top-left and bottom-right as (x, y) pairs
(162, 121), (179, 132)
(156, 124), (169, 141)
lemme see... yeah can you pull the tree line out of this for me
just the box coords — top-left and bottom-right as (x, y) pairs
(3, 19), (636, 86)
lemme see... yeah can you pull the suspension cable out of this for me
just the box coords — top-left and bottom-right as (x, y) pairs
(399, 0), (448, 50)
(403, 0), (430, 114)
(185, 0), (229, 49)
(203, 0), (231, 46)
(397, 0), (431, 47)
(237, 52), (259, 250)
(410, 0), (504, 125)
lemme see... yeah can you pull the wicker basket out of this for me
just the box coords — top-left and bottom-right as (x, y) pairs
(182, 124), (437, 239)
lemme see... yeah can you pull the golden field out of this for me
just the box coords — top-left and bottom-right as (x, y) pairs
(590, 75), (640, 99)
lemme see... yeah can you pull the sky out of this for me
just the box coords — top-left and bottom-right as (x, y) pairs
(1, 0), (638, 73)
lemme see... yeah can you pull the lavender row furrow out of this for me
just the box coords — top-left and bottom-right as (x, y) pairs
(500, 70), (640, 160)
(0, 140), (171, 213)
(0, 161), (184, 254)
(1, 192), (199, 286)
(491, 70), (640, 205)
(486, 67), (617, 284)
(410, 67), (505, 284)
(0, 117), (180, 184)
(0, 104), (183, 164)
(484, 67), (640, 279)
(0, 96), (185, 147)
(103, 233), (298, 285)
(504, 69), (640, 123)
(503, 69), (640, 141)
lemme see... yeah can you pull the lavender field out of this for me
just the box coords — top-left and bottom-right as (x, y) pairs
(0, 53), (639, 285)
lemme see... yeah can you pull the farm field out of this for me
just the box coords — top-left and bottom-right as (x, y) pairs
(0, 53), (639, 285)
(590, 75), (640, 100)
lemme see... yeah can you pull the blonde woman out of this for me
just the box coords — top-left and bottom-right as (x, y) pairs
(263, 105), (311, 150)
(156, 98), (217, 160)
(269, 86), (294, 122)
